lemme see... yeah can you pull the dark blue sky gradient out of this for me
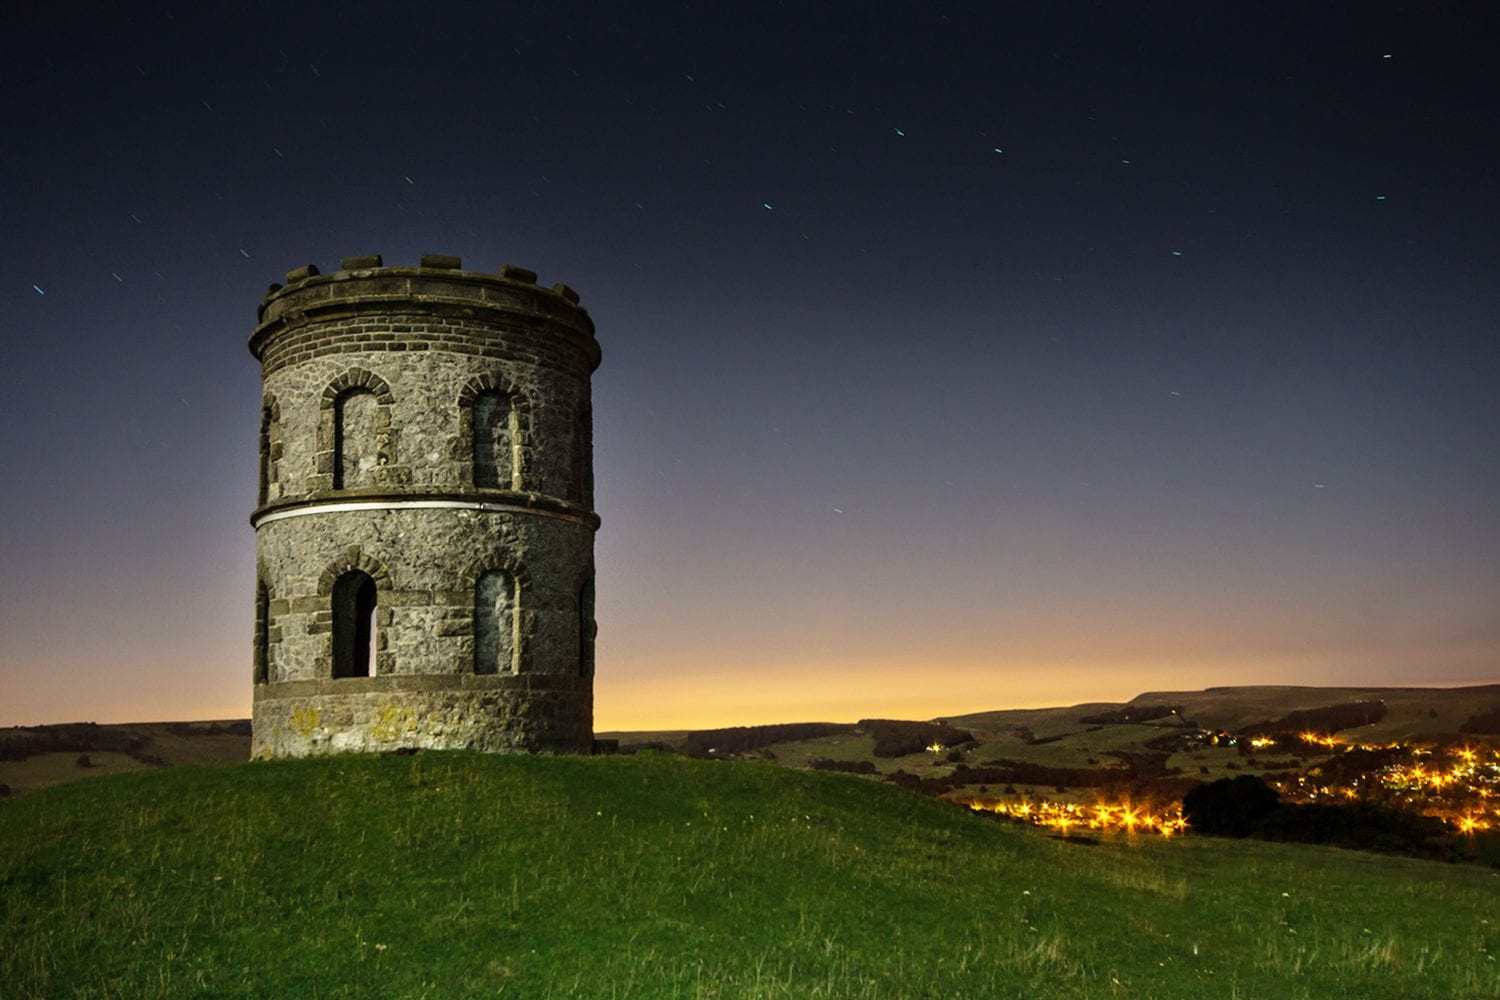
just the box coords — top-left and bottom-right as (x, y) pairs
(2, 3), (1496, 726)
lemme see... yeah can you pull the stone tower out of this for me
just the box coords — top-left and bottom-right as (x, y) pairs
(248, 253), (599, 758)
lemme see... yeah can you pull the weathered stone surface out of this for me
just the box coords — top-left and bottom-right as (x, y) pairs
(256, 331), (593, 502)
(252, 676), (592, 756)
(499, 264), (537, 283)
(249, 256), (598, 759)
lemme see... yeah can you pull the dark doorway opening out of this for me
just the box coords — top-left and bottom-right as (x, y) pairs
(332, 570), (377, 677)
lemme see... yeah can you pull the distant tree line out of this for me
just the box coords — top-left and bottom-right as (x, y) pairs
(886, 755), (1197, 803)
(1240, 700), (1387, 736)
(858, 720), (976, 758)
(808, 758), (878, 775)
(1182, 775), (1497, 866)
(0, 723), (164, 766)
(1459, 704), (1500, 735)
(632, 719), (979, 760)
(1077, 705), (1183, 726)
(680, 723), (857, 757)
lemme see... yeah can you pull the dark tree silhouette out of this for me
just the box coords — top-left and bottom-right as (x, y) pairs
(1182, 775), (1282, 835)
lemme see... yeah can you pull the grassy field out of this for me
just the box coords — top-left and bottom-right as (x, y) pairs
(763, 684), (1499, 804)
(3, 752), (1498, 999)
(1119, 685), (1495, 740)
(0, 721), (250, 794)
(7, 686), (1491, 800)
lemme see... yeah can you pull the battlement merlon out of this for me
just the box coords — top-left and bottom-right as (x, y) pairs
(249, 255), (599, 370)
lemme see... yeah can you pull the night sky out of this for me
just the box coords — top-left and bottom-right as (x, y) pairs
(2, 3), (1496, 729)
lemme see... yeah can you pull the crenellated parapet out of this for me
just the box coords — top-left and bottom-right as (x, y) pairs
(250, 253), (598, 375)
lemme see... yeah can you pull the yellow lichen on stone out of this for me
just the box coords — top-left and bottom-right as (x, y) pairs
(291, 706), (320, 736)
(371, 703), (414, 743)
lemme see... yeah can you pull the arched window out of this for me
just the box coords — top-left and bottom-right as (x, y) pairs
(458, 374), (528, 491)
(331, 570), (377, 678)
(254, 581), (271, 684)
(320, 369), (394, 492)
(473, 569), (517, 674)
(471, 390), (515, 489)
(334, 388), (380, 489)
(577, 576), (595, 678)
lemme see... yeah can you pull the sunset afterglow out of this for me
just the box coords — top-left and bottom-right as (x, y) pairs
(2, 5), (1496, 732)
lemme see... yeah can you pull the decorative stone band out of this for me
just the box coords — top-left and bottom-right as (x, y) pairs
(251, 496), (600, 530)
(253, 671), (593, 699)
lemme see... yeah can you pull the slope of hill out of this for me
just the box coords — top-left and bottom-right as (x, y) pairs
(590, 686), (1491, 814)
(1125, 685), (1500, 739)
(3, 752), (1498, 999)
(939, 685), (1499, 738)
(7, 685), (1494, 810)
(0, 720), (251, 794)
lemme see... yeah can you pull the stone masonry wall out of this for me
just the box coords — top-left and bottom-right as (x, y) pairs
(259, 329), (593, 505)
(252, 678), (593, 756)
(249, 255), (599, 759)
(256, 508), (593, 682)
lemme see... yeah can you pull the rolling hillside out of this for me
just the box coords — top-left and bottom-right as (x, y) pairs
(6, 686), (1496, 804)
(594, 684), (1500, 804)
(1123, 685), (1498, 739)
(0, 720), (251, 795)
(2, 752), (1498, 998)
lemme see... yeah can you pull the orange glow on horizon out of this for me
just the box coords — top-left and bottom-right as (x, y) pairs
(3, 644), (1497, 732)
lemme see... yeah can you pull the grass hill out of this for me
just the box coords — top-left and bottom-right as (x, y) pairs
(0, 720), (250, 794)
(1122, 685), (1500, 740)
(939, 684), (1498, 742)
(3, 752), (1498, 998)
(589, 685), (1499, 810)
(7, 685), (1495, 813)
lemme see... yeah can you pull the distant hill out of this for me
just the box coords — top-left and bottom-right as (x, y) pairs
(3, 751), (1496, 998)
(1124, 684), (1500, 739)
(596, 684), (1500, 810)
(940, 684), (1499, 739)
(0, 720), (250, 795)
(5, 685), (1496, 800)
